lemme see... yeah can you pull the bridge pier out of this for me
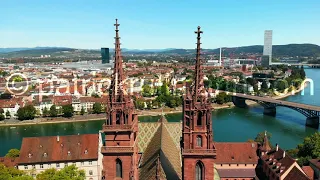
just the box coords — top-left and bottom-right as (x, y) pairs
(306, 117), (319, 129)
(263, 107), (276, 116)
(232, 96), (248, 108)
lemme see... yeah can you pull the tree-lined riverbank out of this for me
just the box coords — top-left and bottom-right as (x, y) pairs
(0, 85), (305, 127)
(0, 69), (319, 156)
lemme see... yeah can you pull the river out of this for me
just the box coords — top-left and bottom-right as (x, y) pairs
(0, 68), (319, 156)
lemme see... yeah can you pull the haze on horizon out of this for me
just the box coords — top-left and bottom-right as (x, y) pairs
(1, 0), (320, 49)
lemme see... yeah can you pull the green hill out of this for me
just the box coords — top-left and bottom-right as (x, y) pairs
(1, 44), (319, 58)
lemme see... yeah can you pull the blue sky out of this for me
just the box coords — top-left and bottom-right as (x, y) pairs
(1, 0), (319, 49)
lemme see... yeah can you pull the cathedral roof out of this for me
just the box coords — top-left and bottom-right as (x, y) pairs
(139, 115), (182, 180)
(138, 118), (181, 153)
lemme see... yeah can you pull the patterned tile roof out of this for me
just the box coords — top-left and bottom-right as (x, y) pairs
(138, 122), (161, 153)
(138, 120), (181, 153)
(139, 116), (182, 180)
(163, 122), (182, 150)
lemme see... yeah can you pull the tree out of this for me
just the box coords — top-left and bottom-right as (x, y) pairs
(204, 80), (212, 88)
(80, 107), (85, 115)
(142, 85), (154, 97)
(168, 98), (177, 108)
(13, 76), (23, 82)
(269, 80), (275, 90)
(174, 96), (182, 107)
(155, 86), (162, 96)
(6, 110), (11, 118)
(36, 165), (85, 180)
(42, 107), (49, 117)
(152, 100), (160, 108)
(276, 80), (288, 92)
(0, 70), (8, 77)
(0, 108), (4, 120)
(0, 164), (32, 180)
(296, 132), (320, 166)
(36, 168), (57, 180)
(293, 79), (303, 89)
(17, 105), (36, 120)
(269, 71), (275, 78)
(0, 93), (12, 99)
(91, 93), (100, 98)
(261, 81), (268, 92)
(49, 105), (58, 117)
(246, 77), (255, 86)
(92, 102), (102, 114)
(286, 148), (299, 159)
(135, 99), (145, 109)
(146, 100), (152, 109)
(160, 82), (170, 96)
(5, 149), (20, 158)
(300, 66), (306, 79)
(226, 81), (236, 92)
(62, 104), (74, 118)
(0, 114), (4, 121)
(215, 92), (227, 104)
(254, 131), (273, 148)
(173, 67), (178, 74)
(236, 84), (245, 93)
(253, 84), (259, 93)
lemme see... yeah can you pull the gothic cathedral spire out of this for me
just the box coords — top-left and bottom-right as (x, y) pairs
(182, 26), (216, 180)
(101, 19), (139, 180)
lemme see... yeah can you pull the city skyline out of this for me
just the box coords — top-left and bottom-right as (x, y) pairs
(1, 0), (320, 49)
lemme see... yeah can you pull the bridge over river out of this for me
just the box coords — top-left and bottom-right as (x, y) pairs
(230, 93), (320, 129)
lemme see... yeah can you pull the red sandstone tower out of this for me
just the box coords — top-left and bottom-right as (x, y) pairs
(182, 26), (216, 180)
(101, 19), (139, 180)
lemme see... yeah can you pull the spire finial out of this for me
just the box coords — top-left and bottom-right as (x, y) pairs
(114, 19), (120, 30)
(195, 26), (203, 36)
(192, 25), (204, 102)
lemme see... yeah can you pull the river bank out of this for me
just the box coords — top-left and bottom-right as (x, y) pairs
(0, 86), (306, 127)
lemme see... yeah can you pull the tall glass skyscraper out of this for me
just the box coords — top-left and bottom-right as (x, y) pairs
(101, 48), (110, 64)
(263, 30), (273, 65)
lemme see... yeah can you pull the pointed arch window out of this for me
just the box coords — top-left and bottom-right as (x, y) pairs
(116, 159), (123, 178)
(195, 161), (204, 180)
